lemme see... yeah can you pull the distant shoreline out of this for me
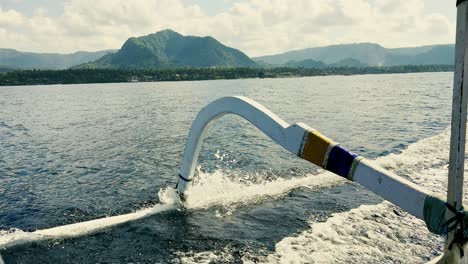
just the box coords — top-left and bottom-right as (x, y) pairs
(0, 65), (453, 86)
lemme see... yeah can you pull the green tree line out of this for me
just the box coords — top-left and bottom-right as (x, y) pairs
(0, 65), (454, 86)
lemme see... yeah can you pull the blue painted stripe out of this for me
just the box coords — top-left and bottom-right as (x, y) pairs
(325, 145), (358, 178)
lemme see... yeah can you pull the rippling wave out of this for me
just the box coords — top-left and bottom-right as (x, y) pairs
(0, 73), (454, 262)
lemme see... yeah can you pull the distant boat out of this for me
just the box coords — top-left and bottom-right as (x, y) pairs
(129, 76), (139, 82)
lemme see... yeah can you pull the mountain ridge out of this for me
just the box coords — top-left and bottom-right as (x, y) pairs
(0, 33), (455, 70)
(253, 43), (455, 67)
(78, 29), (257, 69)
(0, 49), (116, 70)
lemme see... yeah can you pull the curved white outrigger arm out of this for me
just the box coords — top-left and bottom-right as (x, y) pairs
(177, 96), (307, 193)
(177, 96), (449, 232)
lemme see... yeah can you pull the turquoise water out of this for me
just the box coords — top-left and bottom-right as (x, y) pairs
(0, 72), (455, 263)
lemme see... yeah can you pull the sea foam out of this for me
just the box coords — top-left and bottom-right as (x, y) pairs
(0, 128), (457, 263)
(175, 128), (455, 263)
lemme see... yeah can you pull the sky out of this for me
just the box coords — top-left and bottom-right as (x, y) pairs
(0, 0), (457, 57)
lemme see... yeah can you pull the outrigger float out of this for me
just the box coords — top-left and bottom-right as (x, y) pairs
(176, 1), (468, 263)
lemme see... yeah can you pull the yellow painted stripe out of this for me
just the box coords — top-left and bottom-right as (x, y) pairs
(301, 130), (334, 167)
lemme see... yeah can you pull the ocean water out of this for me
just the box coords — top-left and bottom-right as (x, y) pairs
(0, 72), (458, 263)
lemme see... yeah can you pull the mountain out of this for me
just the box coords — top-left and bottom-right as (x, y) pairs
(0, 49), (116, 70)
(79, 29), (257, 69)
(253, 43), (455, 67)
(329, 58), (368, 68)
(286, 58), (368, 69)
(385, 45), (455, 66)
(255, 43), (386, 65)
(0, 65), (19, 72)
(2, 37), (453, 70)
(285, 59), (326, 68)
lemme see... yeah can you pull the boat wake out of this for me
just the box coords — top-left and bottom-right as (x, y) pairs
(262, 128), (455, 263)
(183, 169), (344, 211)
(0, 188), (179, 249)
(176, 128), (457, 264)
(0, 168), (343, 249)
(0, 128), (457, 263)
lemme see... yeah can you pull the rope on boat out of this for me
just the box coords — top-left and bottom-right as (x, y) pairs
(443, 203), (468, 257)
(178, 173), (192, 182)
(424, 195), (468, 256)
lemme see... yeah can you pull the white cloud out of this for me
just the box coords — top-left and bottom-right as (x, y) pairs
(0, 0), (456, 57)
(0, 8), (24, 28)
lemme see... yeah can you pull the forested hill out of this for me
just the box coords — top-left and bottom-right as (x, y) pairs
(0, 49), (116, 70)
(77, 29), (257, 69)
(254, 43), (455, 67)
(1, 33), (455, 70)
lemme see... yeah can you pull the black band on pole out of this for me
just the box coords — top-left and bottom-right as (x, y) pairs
(178, 173), (192, 182)
(458, 0), (468, 6)
(441, 202), (468, 257)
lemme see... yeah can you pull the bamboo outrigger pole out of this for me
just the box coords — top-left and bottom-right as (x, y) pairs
(442, 1), (468, 263)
